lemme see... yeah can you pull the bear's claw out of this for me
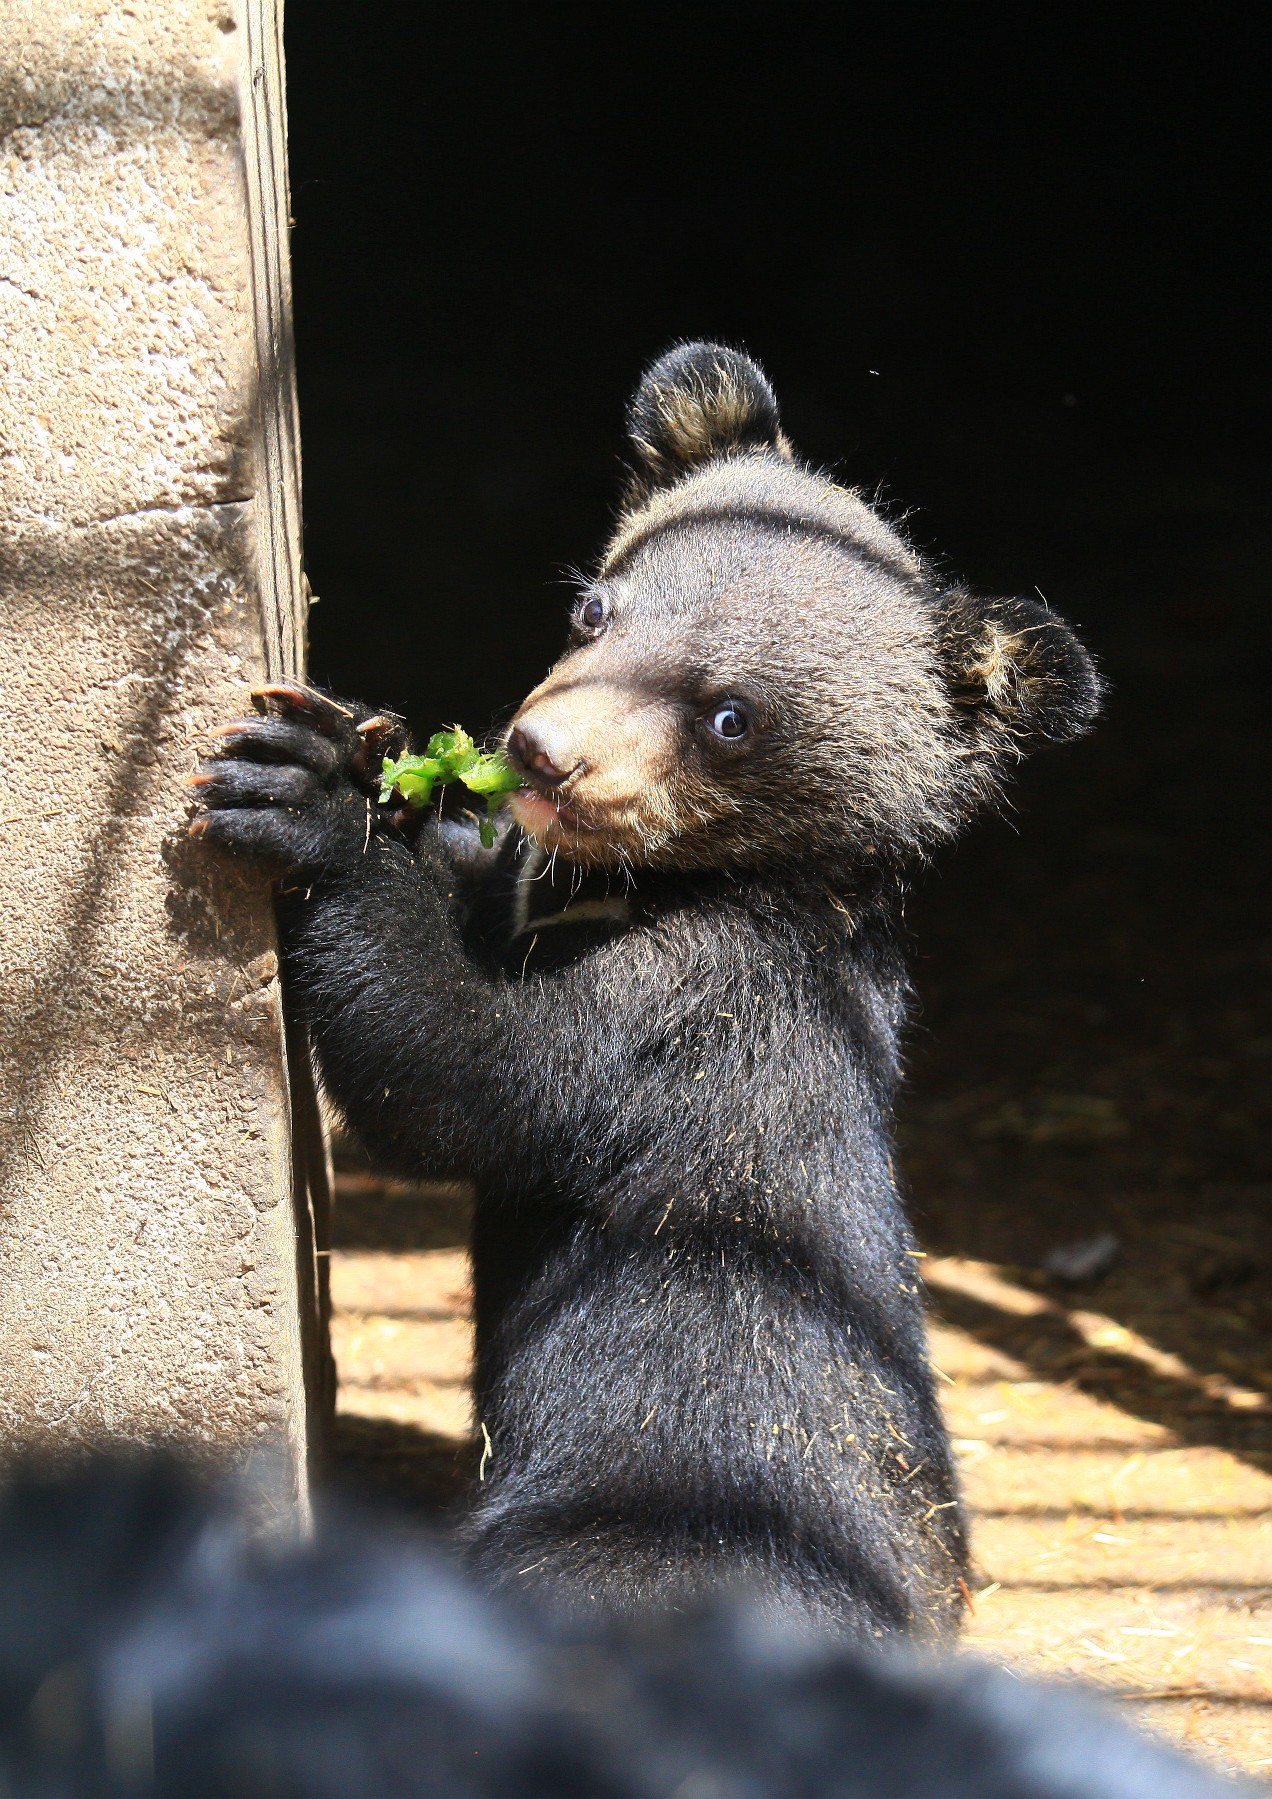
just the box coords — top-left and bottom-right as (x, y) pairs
(350, 713), (408, 781)
(250, 680), (355, 733)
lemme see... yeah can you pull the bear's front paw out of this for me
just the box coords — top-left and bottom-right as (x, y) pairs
(188, 680), (408, 881)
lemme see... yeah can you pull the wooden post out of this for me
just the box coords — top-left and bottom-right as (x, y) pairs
(0, 0), (329, 1506)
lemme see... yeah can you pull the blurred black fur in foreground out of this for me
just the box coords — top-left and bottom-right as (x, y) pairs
(0, 1460), (1259, 1799)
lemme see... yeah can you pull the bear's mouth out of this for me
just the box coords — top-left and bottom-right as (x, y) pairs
(507, 780), (692, 869)
(507, 785), (604, 843)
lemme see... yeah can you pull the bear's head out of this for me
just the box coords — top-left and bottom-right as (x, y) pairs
(505, 342), (1101, 880)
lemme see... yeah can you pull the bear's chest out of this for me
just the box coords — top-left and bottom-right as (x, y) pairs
(499, 840), (633, 975)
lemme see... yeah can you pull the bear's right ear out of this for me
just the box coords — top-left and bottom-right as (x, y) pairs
(624, 341), (791, 503)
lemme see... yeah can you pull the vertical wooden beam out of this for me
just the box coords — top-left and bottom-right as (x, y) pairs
(240, 0), (305, 683)
(238, 0), (337, 1469)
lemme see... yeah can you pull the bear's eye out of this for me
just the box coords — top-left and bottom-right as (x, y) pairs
(706, 702), (750, 741)
(576, 594), (610, 635)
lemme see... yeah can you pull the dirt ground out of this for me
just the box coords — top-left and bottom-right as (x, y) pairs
(322, 487), (1271, 1778)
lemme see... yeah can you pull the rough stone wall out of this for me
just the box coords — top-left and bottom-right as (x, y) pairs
(0, 0), (322, 1503)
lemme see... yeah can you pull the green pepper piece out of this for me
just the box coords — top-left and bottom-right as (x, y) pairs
(479, 795), (502, 849)
(380, 732), (520, 837)
(459, 751), (521, 796)
(379, 752), (444, 806)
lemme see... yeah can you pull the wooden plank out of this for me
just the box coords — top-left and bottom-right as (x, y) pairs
(238, 0), (336, 1475)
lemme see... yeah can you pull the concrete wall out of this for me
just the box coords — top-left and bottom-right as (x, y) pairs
(0, 0), (326, 1505)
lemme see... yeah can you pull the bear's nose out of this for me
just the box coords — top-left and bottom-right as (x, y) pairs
(506, 723), (580, 789)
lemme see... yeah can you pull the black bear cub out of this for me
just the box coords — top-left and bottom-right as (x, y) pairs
(194, 344), (1100, 1640)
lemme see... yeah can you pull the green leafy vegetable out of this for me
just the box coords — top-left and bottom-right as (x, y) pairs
(380, 727), (521, 847)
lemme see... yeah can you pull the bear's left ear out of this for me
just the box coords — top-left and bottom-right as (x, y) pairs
(624, 341), (792, 503)
(937, 592), (1103, 758)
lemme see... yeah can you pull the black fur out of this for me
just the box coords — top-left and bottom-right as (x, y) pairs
(193, 348), (1100, 1640)
(0, 1460), (1255, 1799)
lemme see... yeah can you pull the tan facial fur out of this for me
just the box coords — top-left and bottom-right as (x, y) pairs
(505, 662), (701, 869)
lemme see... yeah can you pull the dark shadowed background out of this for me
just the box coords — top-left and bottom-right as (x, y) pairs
(286, 2), (1269, 1455)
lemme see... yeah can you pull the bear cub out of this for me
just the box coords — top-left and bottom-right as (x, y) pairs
(194, 343), (1101, 1641)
